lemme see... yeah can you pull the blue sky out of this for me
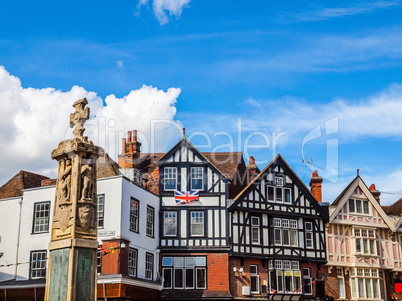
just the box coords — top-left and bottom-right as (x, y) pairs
(1, 0), (402, 204)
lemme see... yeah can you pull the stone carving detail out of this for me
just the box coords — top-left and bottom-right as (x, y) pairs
(50, 98), (100, 241)
(70, 98), (90, 140)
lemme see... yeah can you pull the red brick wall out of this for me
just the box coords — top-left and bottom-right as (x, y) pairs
(146, 168), (159, 194)
(207, 253), (230, 291)
(159, 252), (231, 299)
(229, 257), (268, 297)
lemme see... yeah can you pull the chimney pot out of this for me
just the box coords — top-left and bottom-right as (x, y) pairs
(309, 170), (323, 202)
(127, 131), (132, 142)
(129, 143), (133, 153)
(369, 183), (381, 204)
(132, 130), (137, 141)
(249, 156), (255, 165)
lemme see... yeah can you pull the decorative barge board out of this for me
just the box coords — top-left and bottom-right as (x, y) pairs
(325, 175), (396, 301)
(228, 154), (329, 299)
(158, 136), (246, 300)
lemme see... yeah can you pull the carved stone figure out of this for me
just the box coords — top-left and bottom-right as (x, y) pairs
(81, 163), (93, 200)
(59, 159), (72, 204)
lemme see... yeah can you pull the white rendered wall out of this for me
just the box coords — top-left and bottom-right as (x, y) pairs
(16, 186), (55, 280)
(121, 178), (160, 281)
(0, 197), (23, 282)
(97, 176), (123, 242)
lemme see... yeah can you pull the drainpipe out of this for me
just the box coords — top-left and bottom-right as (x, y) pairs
(102, 282), (107, 301)
(14, 198), (23, 280)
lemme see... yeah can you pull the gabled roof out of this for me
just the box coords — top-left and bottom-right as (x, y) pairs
(157, 137), (242, 181)
(329, 176), (395, 230)
(0, 170), (49, 199)
(230, 154), (329, 221)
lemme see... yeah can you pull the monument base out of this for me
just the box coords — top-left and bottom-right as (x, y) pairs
(46, 239), (98, 301)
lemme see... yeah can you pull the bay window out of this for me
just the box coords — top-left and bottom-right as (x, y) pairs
(350, 268), (385, 299)
(268, 260), (301, 294)
(162, 256), (206, 290)
(354, 229), (376, 255)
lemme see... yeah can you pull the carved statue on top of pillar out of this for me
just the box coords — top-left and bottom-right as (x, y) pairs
(50, 97), (100, 241)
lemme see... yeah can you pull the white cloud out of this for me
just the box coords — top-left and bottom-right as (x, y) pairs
(116, 60), (124, 70)
(0, 66), (182, 184)
(137, 0), (190, 25)
(289, 1), (400, 21)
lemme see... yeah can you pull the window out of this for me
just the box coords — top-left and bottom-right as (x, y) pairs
(162, 256), (206, 290)
(354, 229), (376, 255)
(146, 206), (154, 237)
(363, 201), (369, 214)
(250, 265), (259, 294)
(284, 188), (291, 203)
(350, 268), (384, 299)
(349, 199), (369, 214)
(276, 177), (283, 186)
(305, 222), (313, 248)
(130, 198), (139, 233)
(129, 248), (138, 277)
(268, 186), (274, 202)
(303, 268), (312, 295)
(30, 250), (47, 279)
(97, 247), (102, 274)
(32, 202), (50, 233)
(164, 211), (177, 236)
(191, 167), (203, 190)
(337, 268), (345, 298)
(145, 253), (154, 280)
(251, 217), (260, 244)
(190, 211), (204, 236)
(276, 187), (283, 202)
(97, 194), (105, 228)
(273, 218), (298, 247)
(164, 167), (177, 190)
(268, 260), (301, 294)
(349, 199), (355, 212)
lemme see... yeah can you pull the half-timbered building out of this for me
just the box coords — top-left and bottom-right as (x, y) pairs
(228, 155), (329, 300)
(325, 174), (395, 301)
(155, 134), (247, 300)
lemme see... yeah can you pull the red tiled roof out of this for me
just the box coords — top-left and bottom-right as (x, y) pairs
(0, 170), (49, 199)
(97, 153), (121, 179)
(382, 198), (402, 215)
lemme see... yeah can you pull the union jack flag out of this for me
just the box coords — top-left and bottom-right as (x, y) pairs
(175, 190), (199, 205)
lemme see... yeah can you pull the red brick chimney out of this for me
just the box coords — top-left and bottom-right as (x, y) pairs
(309, 170), (323, 202)
(369, 184), (381, 204)
(247, 156), (260, 183)
(118, 130), (142, 169)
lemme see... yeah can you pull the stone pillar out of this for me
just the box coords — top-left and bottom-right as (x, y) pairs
(45, 98), (100, 301)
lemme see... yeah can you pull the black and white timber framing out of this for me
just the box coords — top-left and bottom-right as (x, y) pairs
(158, 138), (231, 251)
(229, 154), (329, 261)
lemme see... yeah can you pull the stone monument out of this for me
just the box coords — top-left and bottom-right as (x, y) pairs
(44, 98), (100, 301)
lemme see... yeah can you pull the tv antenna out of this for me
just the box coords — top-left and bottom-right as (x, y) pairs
(302, 158), (313, 179)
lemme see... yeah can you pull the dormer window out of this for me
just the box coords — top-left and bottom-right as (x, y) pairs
(164, 167), (177, 190)
(191, 167), (203, 190)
